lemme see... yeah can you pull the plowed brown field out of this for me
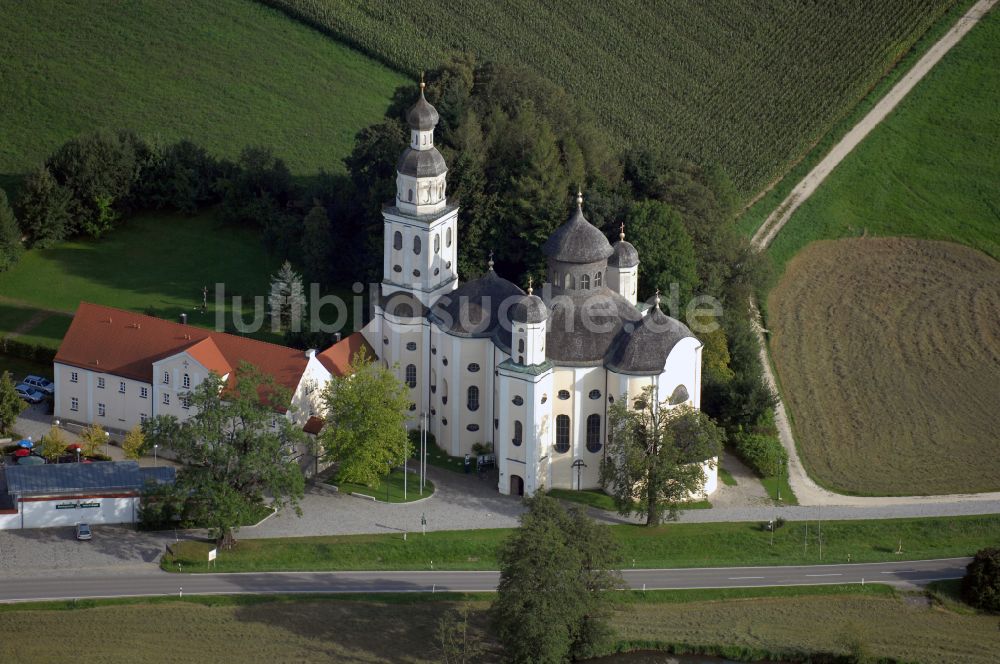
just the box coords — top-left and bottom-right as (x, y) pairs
(768, 237), (1000, 495)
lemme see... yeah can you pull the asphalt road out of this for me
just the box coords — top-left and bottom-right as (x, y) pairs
(0, 558), (968, 603)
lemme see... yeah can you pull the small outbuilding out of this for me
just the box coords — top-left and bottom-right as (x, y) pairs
(0, 461), (175, 530)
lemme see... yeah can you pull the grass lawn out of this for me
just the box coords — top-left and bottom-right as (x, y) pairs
(333, 469), (435, 504)
(2, 585), (996, 663)
(548, 488), (710, 512)
(423, 439), (470, 474)
(766, 7), (1000, 276)
(0, 211), (307, 343)
(0, 0), (407, 196)
(717, 467), (737, 487)
(163, 513), (999, 573)
(760, 473), (798, 506)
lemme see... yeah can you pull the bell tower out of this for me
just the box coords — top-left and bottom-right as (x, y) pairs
(382, 78), (459, 308)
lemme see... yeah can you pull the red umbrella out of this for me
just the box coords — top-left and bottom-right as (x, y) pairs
(66, 443), (83, 450)
(14, 448), (30, 457)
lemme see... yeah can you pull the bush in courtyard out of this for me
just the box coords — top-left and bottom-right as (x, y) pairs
(961, 547), (1000, 612)
(732, 430), (787, 478)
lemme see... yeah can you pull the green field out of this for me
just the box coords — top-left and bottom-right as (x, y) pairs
(0, 212), (280, 341)
(0, 0), (407, 196)
(269, 0), (955, 197)
(766, 6), (1000, 275)
(164, 514), (999, 573)
(2, 585), (997, 664)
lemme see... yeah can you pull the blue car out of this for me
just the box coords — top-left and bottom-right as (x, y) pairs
(22, 375), (55, 395)
(15, 384), (45, 404)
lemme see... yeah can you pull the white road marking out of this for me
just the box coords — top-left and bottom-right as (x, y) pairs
(728, 576), (766, 580)
(805, 573), (842, 577)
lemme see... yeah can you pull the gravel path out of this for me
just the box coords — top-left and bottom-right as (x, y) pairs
(748, 0), (1000, 507)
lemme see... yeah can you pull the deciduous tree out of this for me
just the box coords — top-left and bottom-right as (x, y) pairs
(0, 190), (23, 272)
(0, 371), (26, 434)
(300, 202), (333, 284)
(80, 423), (107, 457)
(16, 166), (72, 248)
(962, 547), (1000, 612)
(319, 347), (410, 487)
(39, 426), (67, 462)
(143, 363), (308, 547)
(492, 493), (621, 663)
(601, 385), (723, 526)
(122, 425), (146, 460)
(624, 199), (698, 304)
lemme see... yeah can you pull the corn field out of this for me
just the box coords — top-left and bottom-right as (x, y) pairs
(263, 0), (957, 198)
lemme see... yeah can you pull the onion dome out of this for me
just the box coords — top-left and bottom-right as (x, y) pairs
(430, 257), (524, 339)
(543, 289), (642, 365)
(542, 192), (613, 264)
(608, 222), (640, 268)
(605, 293), (695, 375)
(406, 79), (439, 130)
(511, 279), (548, 324)
(396, 148), (447, 177)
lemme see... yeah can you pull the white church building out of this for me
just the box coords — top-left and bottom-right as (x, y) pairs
(364, 83), (716, 497)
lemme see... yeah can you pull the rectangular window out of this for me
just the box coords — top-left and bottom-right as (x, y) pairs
(182, 396), (191, 410)
(140, 387), (148, 399)
(163, 371), (170, 385)
(183, 373), (191, 389)
(98, 403), (106, 417)
(118, 381), (126, 394)
(97, 377), (105, 389)
(70, 397), (79, 412)
(163, 393), (170, 405)
(140, 413), (148, 424)
(70, 372), (79, 383)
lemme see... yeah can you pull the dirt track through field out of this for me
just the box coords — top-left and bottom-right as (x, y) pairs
(749, 0), (999, 505)
(769, 238), (1000, 495)
(751, 0), (998, 251)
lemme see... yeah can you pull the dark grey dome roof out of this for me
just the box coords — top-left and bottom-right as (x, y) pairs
(407, 91), (439, 130)
(542, 203), (613, 264)
(430, 270), (524, 341)
(605, 306), (695, 375)
(608, 240), (639, 268)
(511, 293), (548, 324)
(543, 287), (642, 365)
(397, 147), (447, 178)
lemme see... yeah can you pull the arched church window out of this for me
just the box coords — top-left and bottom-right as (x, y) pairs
(580, 274), (590, 290)
(405, 364), (417, 388)
(668, 384), (690, 406)
(446, 227), (453, 247)
(518, 339), (525, 353)
(442, 378), (448, 405)
(513, 421), (523, 446)
(414, 236), (421, 254)
(408, 189), (413, 203)
(393, 231), (402, 250)
(564, 273), (573, 289)
(595, 271), (602, 287)
(438, 182), (444, 199)
(555, 415), (570, 453)
(467, 386), (479, 411)
(586, 414), (602, 453)
(434, 234), (440, 254)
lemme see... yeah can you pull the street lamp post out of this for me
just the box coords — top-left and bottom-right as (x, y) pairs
(104, 431), (110, 457)
(153, 444), (159, 467)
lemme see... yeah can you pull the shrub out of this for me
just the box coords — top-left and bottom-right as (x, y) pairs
(1, 337), (59, 363)
(732, 430), (787, 478)
(961, 547), (1000, 612)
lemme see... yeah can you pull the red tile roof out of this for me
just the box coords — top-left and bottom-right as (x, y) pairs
(316, 331), (375, 377)
(55, 303), (311, 392)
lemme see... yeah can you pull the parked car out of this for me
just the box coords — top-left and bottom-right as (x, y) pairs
(22, 375), (55, 395)
(75, 523), (92, 541)
(14, 384), (45, 404)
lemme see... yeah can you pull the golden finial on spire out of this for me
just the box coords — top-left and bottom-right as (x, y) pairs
(654, 288), (661, 309)
(619, 221), (625, 242)
(419, 71), (426, 94)
(576, 189), (583, 209)
(527, 275), (534, 295)
(488, 249), (494, 271)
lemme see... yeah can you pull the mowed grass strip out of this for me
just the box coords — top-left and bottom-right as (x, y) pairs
(334, 469), (435, 504)
(767, 7), (1000, 273)
(768, 238), (1000, 495)
(164, 513), (999, 573)
(0, 0), (407, 193)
